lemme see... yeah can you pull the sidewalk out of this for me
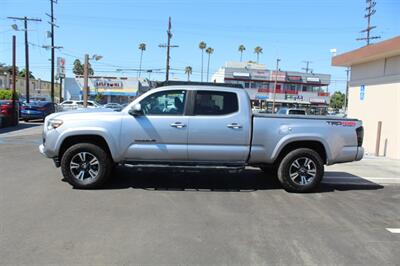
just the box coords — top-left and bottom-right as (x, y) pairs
(325, 155), (400, 185)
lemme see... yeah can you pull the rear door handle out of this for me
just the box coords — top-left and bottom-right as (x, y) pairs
(170, 122), (186, 128)
(227, 123), (242, 129)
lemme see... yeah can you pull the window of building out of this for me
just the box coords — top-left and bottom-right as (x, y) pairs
(194, 91), (238, 115)
(140, 90), (186, 115)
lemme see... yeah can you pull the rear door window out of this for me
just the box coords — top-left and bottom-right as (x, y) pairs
(194, 91), (238, 115)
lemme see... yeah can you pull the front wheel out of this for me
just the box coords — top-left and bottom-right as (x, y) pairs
(61, 143), (112, 189)
(277, 148), (324, 193)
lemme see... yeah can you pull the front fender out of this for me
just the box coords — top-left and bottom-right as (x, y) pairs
(55, 127), (120, 161)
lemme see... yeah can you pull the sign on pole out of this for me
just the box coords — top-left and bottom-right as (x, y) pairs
(56, 57), (65, 79)
(360, 85), (365, 101)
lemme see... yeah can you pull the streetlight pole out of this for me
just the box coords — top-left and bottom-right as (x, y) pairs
(83, 54), (102, 107)
(83, 54), (89, 108)
(8, 16), (41, 103)
(271, 58), (281, 113)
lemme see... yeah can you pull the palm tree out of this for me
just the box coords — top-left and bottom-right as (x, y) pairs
(205, 47), (214, 82)
(199, 41), (207, 82)
(254, 46), (263, 63)
(238, 45), (246, 62)
(138, 42), (146, 78)
(185, 66), (193, 81)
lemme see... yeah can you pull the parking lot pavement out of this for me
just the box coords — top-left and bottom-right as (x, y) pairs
(0, 126), (399, 265)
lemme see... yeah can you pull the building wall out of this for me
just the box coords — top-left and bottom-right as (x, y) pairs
(348, 55), (400, 159)
(0, 74), (61, 102)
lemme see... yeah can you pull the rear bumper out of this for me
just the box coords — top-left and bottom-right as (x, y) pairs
(356, 147), (364, 161)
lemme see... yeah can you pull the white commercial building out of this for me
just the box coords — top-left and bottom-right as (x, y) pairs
(212, 61), (331, 114)
(332, 36), (400, 159)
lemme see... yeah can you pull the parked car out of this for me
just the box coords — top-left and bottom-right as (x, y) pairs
(276, 107), (307, 115)
(59, 100), (100, 111)
(0, 100), (19, 126)
(40, 85), (364, 192)
(103, 103), (123, 112)
(21, 101), (55, 122)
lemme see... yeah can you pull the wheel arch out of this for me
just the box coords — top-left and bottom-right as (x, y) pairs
(273, 140), (328, 166)
(58, 134), (114, 162)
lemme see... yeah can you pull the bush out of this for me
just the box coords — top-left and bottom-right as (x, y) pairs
(0, 89), (19, 100)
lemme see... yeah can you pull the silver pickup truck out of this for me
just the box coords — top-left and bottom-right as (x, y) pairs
(39, 86), (364, 192)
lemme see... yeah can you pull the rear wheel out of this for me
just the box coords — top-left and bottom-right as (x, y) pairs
(277, 148), (324, 193)
(61, 143), (112, 189)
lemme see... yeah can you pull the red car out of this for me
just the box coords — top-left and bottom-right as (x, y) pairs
(0, 100), (19, 127)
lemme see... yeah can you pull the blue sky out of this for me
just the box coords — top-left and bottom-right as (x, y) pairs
(1, 0), (399, 92)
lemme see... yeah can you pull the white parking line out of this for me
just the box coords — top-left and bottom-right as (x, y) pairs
(386, 228), (400, 233)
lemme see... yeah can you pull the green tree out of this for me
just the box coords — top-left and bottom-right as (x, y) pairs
(254, 46), (263, 63)
(73, 59), (94, 76)
(199, 41), (207, 82)
(18, 68), (35, 79)
(0, 63), (18, 75)
(238, 45), (246, 62)
(205, 47), (214, 82)
(185, 66), (192, 81)
(138, 43), (146, 78)
(73, 59), (84, 75)
(329, 91), (345, 109)
(0, 89), (19, 100)
(94, 92), (104, 104)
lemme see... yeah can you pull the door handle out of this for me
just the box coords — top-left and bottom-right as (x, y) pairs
(170, 122), (186, 128)
(227, 123), (242, 129)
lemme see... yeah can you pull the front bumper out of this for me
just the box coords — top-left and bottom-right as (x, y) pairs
(39, 144), (50, 158)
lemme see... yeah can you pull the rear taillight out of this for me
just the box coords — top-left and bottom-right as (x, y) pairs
(356, 126), (364, 147)
(37, 107), (47, 111)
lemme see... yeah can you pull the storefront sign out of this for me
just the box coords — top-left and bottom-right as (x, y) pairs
(309, 98), (326, 104)
(93, 79), (123, 89)
(56, 57), (65, 78)
(270, 71), (286, 81)
(252, 71), (269, 79)
(255, 94), (269, 100)
(287, 75), (302, 82)
(233, 72), (250, 78)
(306, 77), (320, 83)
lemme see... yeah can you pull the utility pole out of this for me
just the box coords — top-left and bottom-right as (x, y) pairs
(47, 0), (59, 103)
(12, 35), (17, 125)
(7, 16), (42, 103)
(159, 17), (178, 82)
(357, 0), (380, 45)
(302, 60), (312, 73)
(271, 58), (281, 114)
(344, 67), (350, 113)
(83, 54), (89, 108)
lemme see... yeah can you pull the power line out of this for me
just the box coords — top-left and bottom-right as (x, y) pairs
(357, 0), (381, 45)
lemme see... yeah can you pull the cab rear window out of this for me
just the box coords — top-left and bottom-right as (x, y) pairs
(194, 91), (238, 116)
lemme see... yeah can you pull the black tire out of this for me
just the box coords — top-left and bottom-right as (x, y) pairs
(61, 143), (112, 189)
(277, 148), (324, 193)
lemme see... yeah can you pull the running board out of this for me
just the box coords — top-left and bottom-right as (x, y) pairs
(122, 163), (245, 171)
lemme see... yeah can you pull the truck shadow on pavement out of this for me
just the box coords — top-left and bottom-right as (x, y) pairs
(97, 167), (384, 193)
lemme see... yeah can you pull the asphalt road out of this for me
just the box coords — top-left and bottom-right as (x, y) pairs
(1, 122), (399, 265)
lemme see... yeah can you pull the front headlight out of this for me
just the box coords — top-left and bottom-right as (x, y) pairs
(47, 119), (63, 130)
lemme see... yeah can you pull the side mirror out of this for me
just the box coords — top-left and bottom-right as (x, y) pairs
(129, 103), (143, 116)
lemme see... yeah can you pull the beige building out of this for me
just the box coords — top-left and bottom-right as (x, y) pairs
(332, 36), (400, 159)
